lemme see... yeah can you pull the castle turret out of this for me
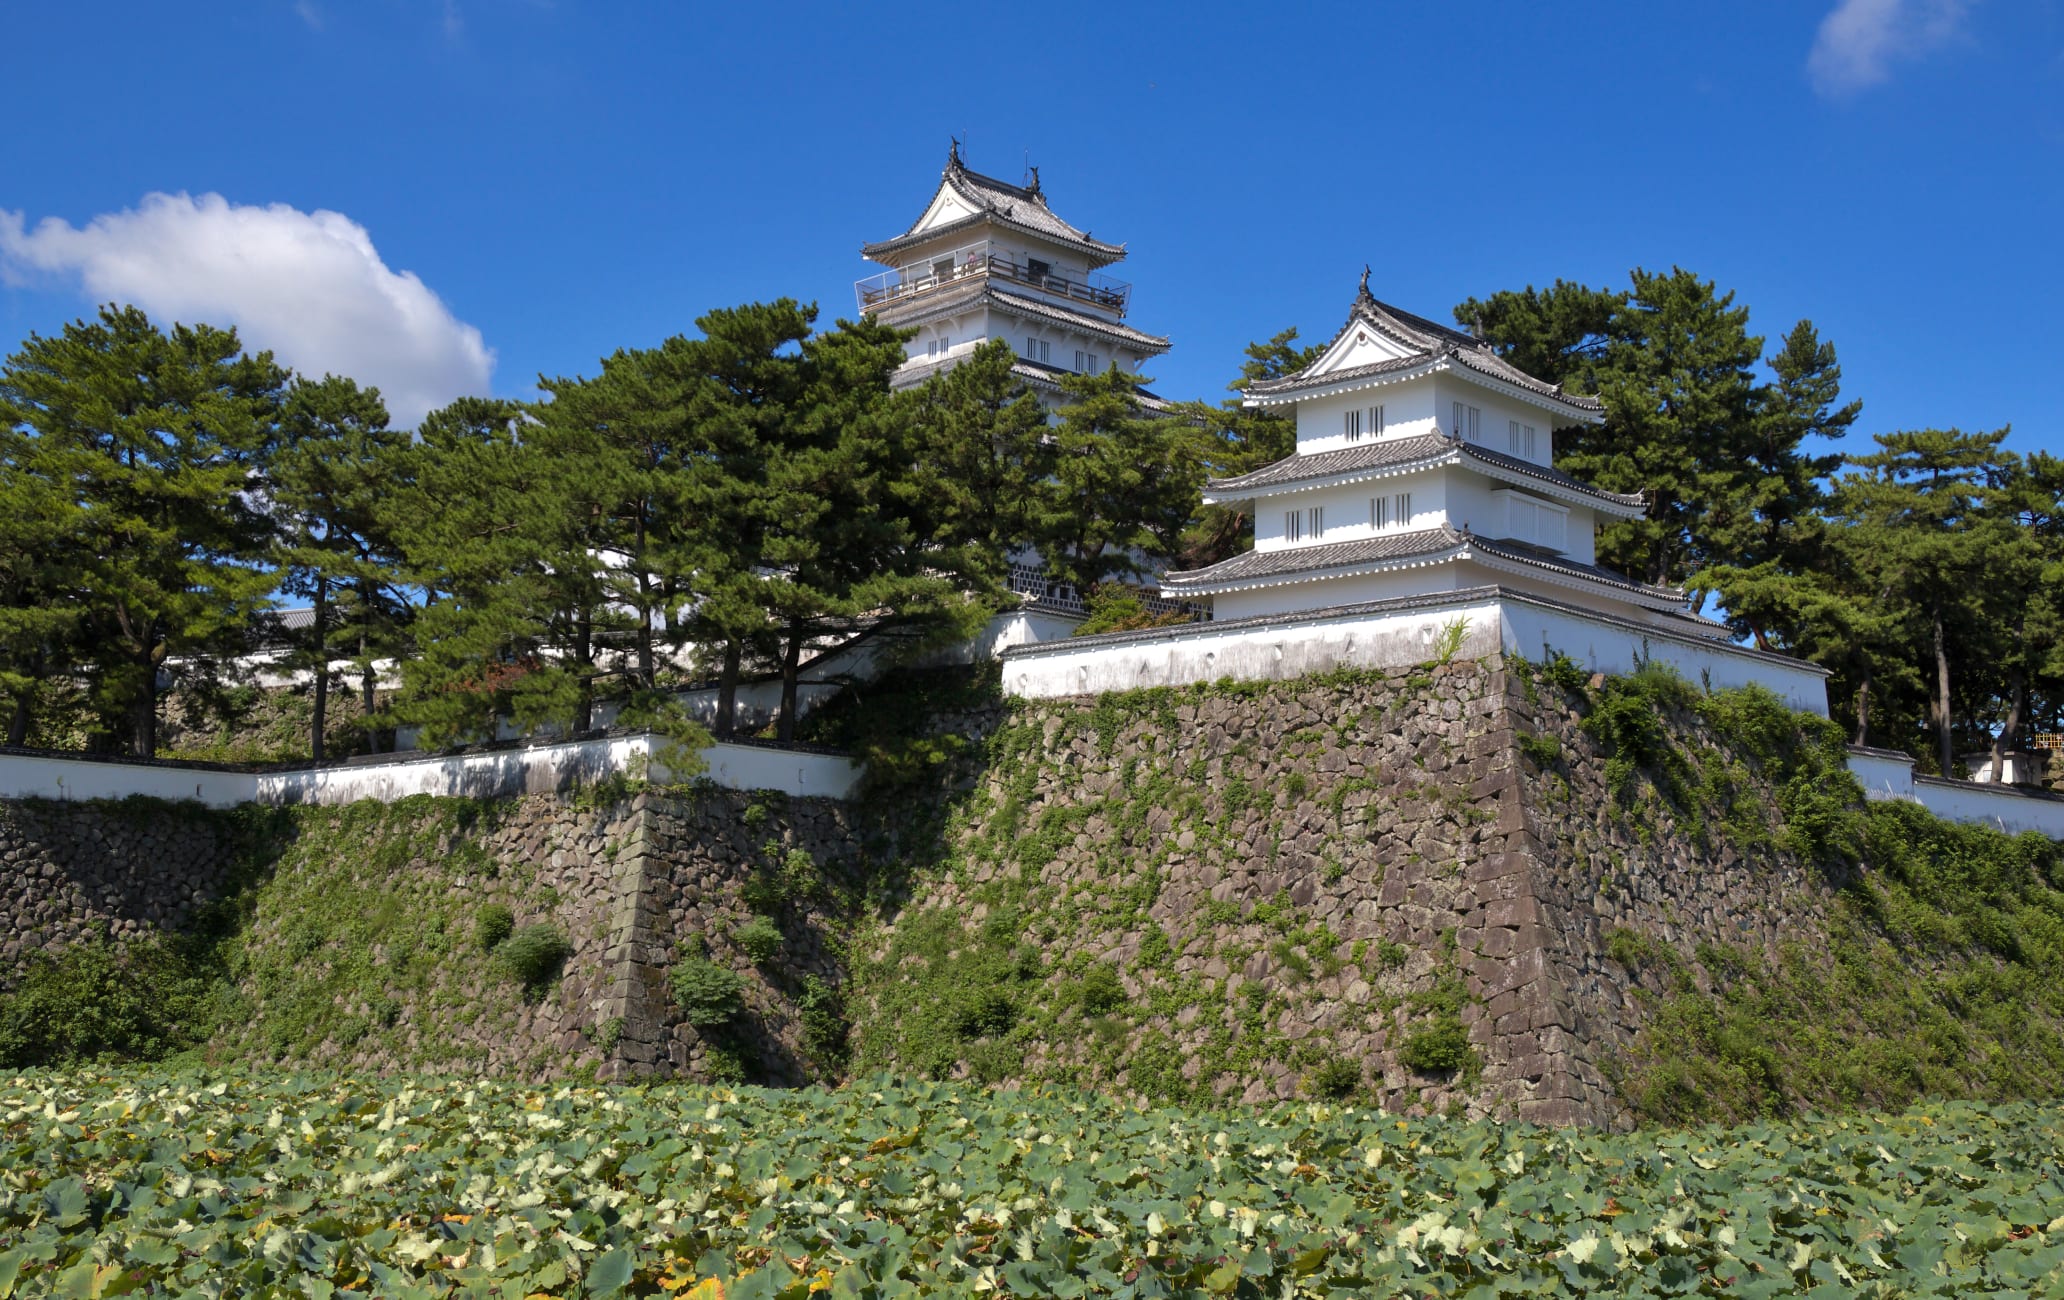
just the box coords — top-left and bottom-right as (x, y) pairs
(856, 144), (1170, 395)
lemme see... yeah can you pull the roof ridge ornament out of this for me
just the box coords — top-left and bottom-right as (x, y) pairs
(947, 136), (962, 170)
(1358, 264), (1372, 299)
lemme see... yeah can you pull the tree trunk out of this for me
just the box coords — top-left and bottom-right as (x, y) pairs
(1853, 670), (1872, 747)
(636, 513), (656, 692)
(358, 620), (383, 754)
(776, 622), (804, 743)
(1992, 665), (2028, 785)
(715, 641), (741, 739)
(6, 691), (28, 747)
(1931, 610), (1954, 780)
(575, 608), (594, 734)
(130, 649), (158, 759)
(310, 577), (329, 763)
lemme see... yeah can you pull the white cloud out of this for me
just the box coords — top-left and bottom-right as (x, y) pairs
(0, 192), (493, 428)
(294, 0), (323, 31)
(1809, 0), (1973, 97)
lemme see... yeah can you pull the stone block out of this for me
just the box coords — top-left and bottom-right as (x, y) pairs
(1483, 895), (1542, 929)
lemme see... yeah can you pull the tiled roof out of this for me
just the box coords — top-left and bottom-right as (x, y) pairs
(1464, 535), (1682, 604)
(1161, 524), (1682, 607)
(1162, 527), (1469, 589)
(1457, 440), (1644, 508)
(878, 276), (1169, 353)
(1243, 283), (1603, 418)
(862, 154), (1127, 267)
(1203, 432), (1646, 515)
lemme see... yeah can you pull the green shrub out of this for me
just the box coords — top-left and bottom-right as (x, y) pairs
(734, 915), (783, 965)
(1375, 940), (1409, 970)
(739, 872), (784, 915)
(1399, 1019), (1478, 1076)
(671, 957), (745, 1027)
(1516, 731), (1562, 768)
(496, 924), (572, 995)
(797, 976), (849, 1067)
(1076, 963), (1128, 1017)
(966, 1038), (1023, 1084)
(474, 904), (515, 953)
(950, 986), (1018, 1039)
(1306, 1056), (1362, 1100)
(1541, 651), (1590, 696)
(0, 940), (220, 1068)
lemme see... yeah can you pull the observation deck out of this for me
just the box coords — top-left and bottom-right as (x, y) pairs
(855, 239), (1132, 318)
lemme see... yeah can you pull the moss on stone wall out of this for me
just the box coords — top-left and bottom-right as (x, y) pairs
(6, 655), (2063, 1127)
(2, 793), (640, 1078)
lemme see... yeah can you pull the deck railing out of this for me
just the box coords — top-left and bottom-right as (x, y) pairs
(1006, 563), (1205, 622)
(856, 241), (1131, 316)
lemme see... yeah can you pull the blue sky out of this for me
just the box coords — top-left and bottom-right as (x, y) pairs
(3, 1), (2060, 458)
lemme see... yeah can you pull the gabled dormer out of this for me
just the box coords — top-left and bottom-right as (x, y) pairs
(1245, 271), (1603, 462)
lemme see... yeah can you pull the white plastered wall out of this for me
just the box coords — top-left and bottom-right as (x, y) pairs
(1430, 374), (1558, 465)
(1253, 469), (1448, 553)
(1002, 597), (1506, 699)
(1294, 381), (1438, 453)
(0, 738), (864, 810)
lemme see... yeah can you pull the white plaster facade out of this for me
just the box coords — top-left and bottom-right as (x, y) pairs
(1163, 282), (1665, 631)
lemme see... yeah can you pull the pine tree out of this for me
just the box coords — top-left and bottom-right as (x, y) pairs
(1174, 328), (1319, 569)
(1693, 321), (1861, 648)
(1969, 449), (2064, 772)
(0, 307), (284, 756)
(1835, 428), (2005, 776)
(899, 338), (1053, 597)
(752, 314), (980, 740)
(269, 374), (410, 759)
(1038, 366), (1207, 594)
(0, 415), (79, 746)
(664, 300), (816, 737)
(383, 397), (601, 745)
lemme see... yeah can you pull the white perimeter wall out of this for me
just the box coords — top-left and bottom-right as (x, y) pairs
(0, 753), (258, 809)
(1004, 597), (1506, 698)
(1498, 598), (1830, 715)
(0, 737), (862, 811)
(1846, 746), (2064, 838)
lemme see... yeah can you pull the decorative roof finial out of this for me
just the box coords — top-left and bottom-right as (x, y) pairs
(948, 136), (962, 168)
(1025, 164), (1041, 197)
(1471, 311), (1486, 343)
(1358, 264), (1371, 297)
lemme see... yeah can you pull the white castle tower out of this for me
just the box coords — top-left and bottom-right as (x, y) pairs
(999, 272), (1833, 715)
(1161, 274), (1694, 631)
(855, 142), (1171, 398)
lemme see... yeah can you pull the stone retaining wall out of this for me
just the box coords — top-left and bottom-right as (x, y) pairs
(1, 802), (242, 975)
(0, 658), (1890, 1126)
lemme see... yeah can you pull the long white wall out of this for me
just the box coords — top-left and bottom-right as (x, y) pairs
(1003, 595), (1507, 698)
(1498, 596), (1830, 715)
(0, 736), (863, 811)
(0, 752), (258, 809)
(1008, 588), (1830, 715)
(1846, 745), (2064, 838)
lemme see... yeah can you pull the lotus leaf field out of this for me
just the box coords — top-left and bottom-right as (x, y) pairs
(2, 1072), (2062, 1298)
